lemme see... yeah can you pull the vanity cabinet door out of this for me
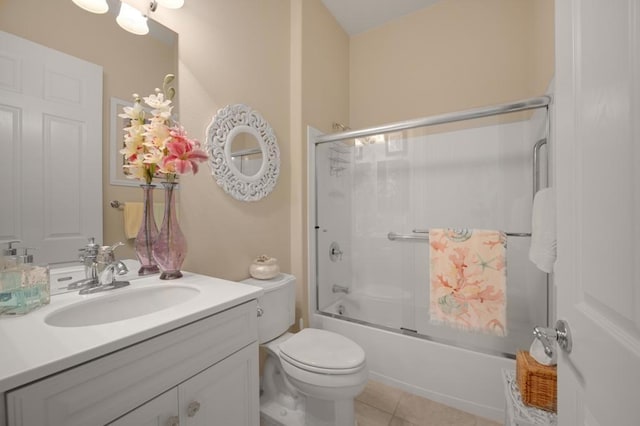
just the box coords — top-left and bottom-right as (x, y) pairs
(179, 343), (259, 426)
(109, 388), (178, 426)
(109, 342), (259, 426)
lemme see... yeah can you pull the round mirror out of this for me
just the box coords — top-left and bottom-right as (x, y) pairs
(205, 104), (280, 202)
(227, 126), (264, 178)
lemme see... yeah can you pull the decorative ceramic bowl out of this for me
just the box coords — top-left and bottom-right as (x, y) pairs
(249, 255), (280, 280)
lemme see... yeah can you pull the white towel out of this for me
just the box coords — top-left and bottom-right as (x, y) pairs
(529, 188), (556, 273)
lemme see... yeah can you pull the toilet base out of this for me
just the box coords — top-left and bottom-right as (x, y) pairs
(260, 399), (305, 426)
(261, 395), (357, 426)
(260, 399), (357, 426)
(305, 397), (355, 426)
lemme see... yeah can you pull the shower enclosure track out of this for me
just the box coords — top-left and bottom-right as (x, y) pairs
(314, 96), (551, 145)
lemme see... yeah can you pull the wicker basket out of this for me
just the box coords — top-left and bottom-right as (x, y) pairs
(516, 350), (557, 412)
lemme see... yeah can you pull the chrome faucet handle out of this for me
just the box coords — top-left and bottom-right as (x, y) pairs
(329, 242), (343, 262)
(96, 242), (125, 276)
(105, 242), (124, 252)
(98, 242), (124, 262)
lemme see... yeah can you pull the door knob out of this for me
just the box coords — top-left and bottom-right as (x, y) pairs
(533, 319), (572, 356)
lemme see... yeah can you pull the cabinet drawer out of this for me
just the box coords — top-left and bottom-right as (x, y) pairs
(7, 300), (257, 426)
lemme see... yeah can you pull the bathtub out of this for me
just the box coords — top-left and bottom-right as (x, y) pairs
(314, 291), (514, 422)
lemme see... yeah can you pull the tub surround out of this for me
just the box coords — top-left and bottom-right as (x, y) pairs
(0, 272), (262, 393)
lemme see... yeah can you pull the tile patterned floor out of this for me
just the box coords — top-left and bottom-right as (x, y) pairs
(355, 380), (502, 426)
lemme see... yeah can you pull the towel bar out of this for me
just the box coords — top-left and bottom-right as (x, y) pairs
(388, 230), (531, 241)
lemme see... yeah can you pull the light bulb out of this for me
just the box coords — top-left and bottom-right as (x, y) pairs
(156, 0), (184, 9)
(116, 2), (149, 35)
(71, 0), (109, 14)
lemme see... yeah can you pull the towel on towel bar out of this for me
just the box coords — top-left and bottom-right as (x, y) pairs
(123, 202), (166, 239)
(429, 228), (507, 336)
(528, 187), (556, 273)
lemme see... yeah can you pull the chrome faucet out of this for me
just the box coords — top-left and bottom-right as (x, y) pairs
(99, 260), (129, 285)
(332, 284), (350, 294)
(78, 242), (130, 294)
(67, 238), (101, 290)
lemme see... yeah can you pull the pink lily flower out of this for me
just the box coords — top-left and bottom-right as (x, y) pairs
(162, 126), (208, 175)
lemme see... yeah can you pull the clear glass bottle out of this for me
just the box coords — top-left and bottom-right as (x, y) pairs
(0, 247), (50, 316)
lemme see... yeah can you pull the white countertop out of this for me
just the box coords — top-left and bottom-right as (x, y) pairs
(0, 272), (262, 393)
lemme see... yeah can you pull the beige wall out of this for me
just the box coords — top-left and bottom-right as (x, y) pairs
(153, 0), (292, 283)
(2, 0), (553, 333)
(0, 0), (177, 261)
(349, 0), (555, 128)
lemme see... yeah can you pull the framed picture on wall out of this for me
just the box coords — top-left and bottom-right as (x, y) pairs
(109, 97), (180, 188)
(109, 97), (140, 187)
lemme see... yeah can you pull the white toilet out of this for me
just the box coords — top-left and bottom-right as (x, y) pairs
(242, 273), (368, 426)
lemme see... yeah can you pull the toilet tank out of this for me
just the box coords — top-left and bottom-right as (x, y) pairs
(241, 273), (296, 344)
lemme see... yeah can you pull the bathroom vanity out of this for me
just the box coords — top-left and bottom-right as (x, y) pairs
(0, 272), (262, 426)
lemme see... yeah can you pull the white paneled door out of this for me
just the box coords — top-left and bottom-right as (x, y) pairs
(555, 1), (640, 425)
(0, 31), (102, 264)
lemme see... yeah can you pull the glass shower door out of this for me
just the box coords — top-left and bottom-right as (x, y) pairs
(313, 103), (550, 357)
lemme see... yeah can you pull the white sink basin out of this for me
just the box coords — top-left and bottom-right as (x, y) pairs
(45, 285), (200, 327)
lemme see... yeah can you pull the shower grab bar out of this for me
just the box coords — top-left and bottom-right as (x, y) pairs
(388, 230), (531, 242)
(411, 229), (531, 237)
(314, 96), (551, 145)
(533, 138), (548, 198)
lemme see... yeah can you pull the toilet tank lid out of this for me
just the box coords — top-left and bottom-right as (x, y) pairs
(241, 273), (295, 292)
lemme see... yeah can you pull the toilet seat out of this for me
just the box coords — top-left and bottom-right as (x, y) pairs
(278, 328), (365, 375)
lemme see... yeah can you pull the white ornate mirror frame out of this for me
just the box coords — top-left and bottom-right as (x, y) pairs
(205, 104), (280, 202)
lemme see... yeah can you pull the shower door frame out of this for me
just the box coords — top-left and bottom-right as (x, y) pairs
(307, 96), (552, 359)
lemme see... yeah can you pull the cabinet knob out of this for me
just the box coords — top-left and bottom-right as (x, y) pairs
(187, 400), (201, 417)
(166, 416), (180, 426)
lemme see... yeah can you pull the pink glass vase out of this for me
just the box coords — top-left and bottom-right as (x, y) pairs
(135, 184), (160, 275)
(153, 181), (186, 280)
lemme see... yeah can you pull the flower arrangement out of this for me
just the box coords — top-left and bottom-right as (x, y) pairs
(119, 74), (207, 184)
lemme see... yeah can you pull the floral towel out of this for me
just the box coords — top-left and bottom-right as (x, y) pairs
(429, 229), (507, 336)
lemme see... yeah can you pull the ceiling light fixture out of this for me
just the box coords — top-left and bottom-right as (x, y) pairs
(156, 0), (184, 9)
(71, 0), (109, 14)
(116, 2), (150, 35)
(71, 0), (184, 35)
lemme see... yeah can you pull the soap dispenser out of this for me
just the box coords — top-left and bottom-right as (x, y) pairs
(1, 240), (19, 270)
(17, 248), (50, 305)
(0, 247), (50, 316)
